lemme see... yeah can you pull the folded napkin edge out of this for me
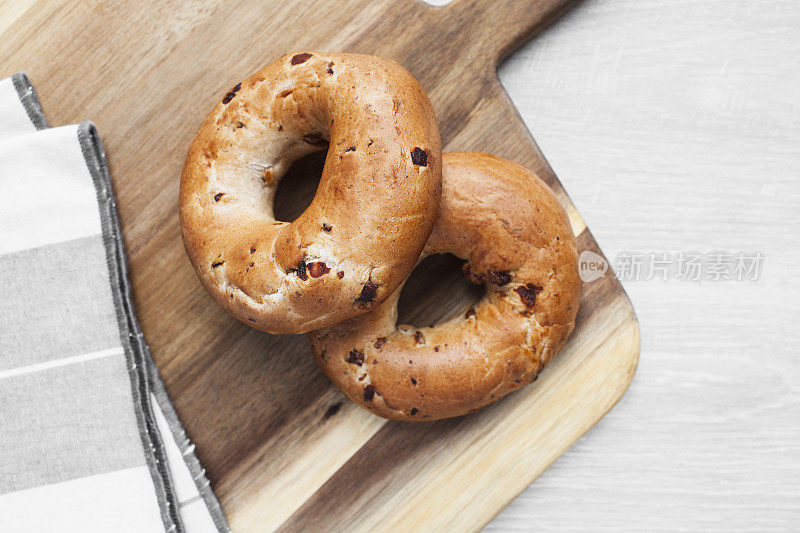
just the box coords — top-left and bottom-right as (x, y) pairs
(76, 122), (230, 533)
(76, 122), (184, 533)
(11, 72), (48, 130)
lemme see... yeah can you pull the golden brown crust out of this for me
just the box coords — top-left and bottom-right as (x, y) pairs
(307, 152), (581, 421)
(180, 52), (442, 334)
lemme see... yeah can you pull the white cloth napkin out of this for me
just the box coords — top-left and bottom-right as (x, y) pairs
(0, 73), (229, 533)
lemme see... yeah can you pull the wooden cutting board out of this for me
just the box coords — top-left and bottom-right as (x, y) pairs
(0, 0), (639, 530)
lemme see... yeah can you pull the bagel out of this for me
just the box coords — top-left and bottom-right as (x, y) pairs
(180, 52), (442, 334)
(307, 152), (581, 421)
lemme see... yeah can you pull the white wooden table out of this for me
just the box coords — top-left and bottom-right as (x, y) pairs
(480, 0), (800, 530)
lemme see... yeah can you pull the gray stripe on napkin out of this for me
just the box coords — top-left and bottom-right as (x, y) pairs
(0, 355), (147, 493)
(0, 235), (120, 371)
(11, 72), (48, 130)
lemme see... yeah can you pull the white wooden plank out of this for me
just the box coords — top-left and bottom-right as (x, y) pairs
(489, 0), (800, 530)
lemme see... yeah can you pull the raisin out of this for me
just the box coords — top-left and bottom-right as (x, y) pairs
(347, 349), (364, 366)
(296, 261), (308, 281)
(355, 282), (378, 305)
(290, 53), (313, 65)
(413, 331), (425, 345)
(211, 261), (224, 268)
(374, 337), (386, 349)
(307, 261), (330, 278)
(221, 82), (242, 104)
(337, 271), (345, 279)
(213, 192), (224, 202)
(410, 407), (418, 416)
(322, 223), (333, 232)
(487, 270), (511, 286)
(250, 247), (256, 254)
(410, 377), (417, 385)
(410, 147), (428, 166)
(465, 308), (476, 319)
(363, 385), (375, 401)
(345, 146), (356, 152)
(515, 283), (543, 308)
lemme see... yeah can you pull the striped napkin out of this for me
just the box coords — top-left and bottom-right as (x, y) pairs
(0, 73), (230, 533)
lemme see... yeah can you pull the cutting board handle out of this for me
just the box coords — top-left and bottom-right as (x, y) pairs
(433, 0), (578, 63)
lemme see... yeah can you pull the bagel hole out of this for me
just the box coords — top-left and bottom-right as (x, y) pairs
(397, 253), (485, 328)
(273, 149), (327, 222)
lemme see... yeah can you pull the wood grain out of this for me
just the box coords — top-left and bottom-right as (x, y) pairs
(0, 1), (639, 531)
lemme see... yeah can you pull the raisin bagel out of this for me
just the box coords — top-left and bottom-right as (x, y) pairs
(180, 52), (442, 334)
(307, 152), (581, 421)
